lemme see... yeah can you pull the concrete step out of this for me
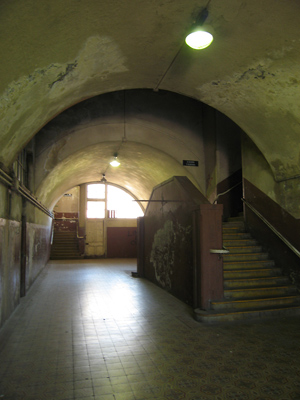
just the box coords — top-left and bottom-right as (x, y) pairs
(53, 238), (78, 242)
(50, 255), (82, 260)
(195, 218), (300, 324)
(53, 237), (78, 241)
(224, 260), (276, 270)
(224, 267), (282, 279)
(223, 252), (270, 262)
(224, 285), (298, 300)
(224, 276), (290, 289)
(227, 216), (244, 223)
(223, 232), (252, 240)
(211, 295), (300, 311)
(51, 252), (81, 256)
(223, 239), (258, 246)
(223, 226), (246, 234)
(52, 241), (78, 245)
(52, 242), (78, 249)
(223, 220), (245, 227)
(194, 305), (300, 323)
(50, 251), (81, 254)
(225, 245), (263, 254)
(54, 233), (77, 237)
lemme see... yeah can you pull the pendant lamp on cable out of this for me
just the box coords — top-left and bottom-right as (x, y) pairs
(110, 153), (120, 167)
(185, 8), (213, 50)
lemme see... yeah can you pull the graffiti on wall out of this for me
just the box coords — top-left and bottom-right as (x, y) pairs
(150, 219), (191, 290)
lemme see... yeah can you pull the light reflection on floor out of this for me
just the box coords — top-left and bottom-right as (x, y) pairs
(0, 259), (300, 400)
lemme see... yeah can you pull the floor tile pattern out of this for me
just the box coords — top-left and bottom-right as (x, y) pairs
(0, 259), (300, 400)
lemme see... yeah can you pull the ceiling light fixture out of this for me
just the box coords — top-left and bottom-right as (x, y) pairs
(185, 8), (213, 50)
(110, 153), (120, 167)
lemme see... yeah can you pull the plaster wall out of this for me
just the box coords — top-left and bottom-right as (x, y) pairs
(33, 90), (206, 209)
(54, 187), (79, 214)
(216, 112), (242, 184)
(0, 218), (21, 328)
(242, 135), (300, 219)
(1, 0), (300, 187)
(32, 90), (246, 212)
(0, 184), (8, 218)
(25, 221), (52, 292)
(202, 104), (242, 208)
(0, 183), (52, 328)
(106, 219), (137, 228)
(242, 135), (300, 286)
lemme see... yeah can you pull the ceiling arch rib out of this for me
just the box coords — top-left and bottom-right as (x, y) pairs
(36, 141), (199, 210)
(33, 90), (209, 208)
(1, 1), (300, 182)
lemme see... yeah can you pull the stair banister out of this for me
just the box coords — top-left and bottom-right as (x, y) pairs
(210, 247), (230, 256)
(242, 198), (300, 259)
(213, 181), (242, 204)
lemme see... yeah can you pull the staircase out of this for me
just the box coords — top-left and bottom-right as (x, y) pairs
(50, 231), (82, 260)
(195, 216), (300, 323)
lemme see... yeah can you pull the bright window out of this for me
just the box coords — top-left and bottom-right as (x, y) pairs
(87, 201), (105, 218)
(86, 184), (143, 219)
(107, 185), (144, 218)
(87, 184), (105, 199)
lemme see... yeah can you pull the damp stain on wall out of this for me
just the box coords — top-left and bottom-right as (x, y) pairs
(150, 219), (191, 290)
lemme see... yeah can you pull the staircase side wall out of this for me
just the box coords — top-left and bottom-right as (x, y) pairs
(197, 204), (224, 310)
(142, 176), (225, 308)
(143, 178), (198, 305)
(244, 179), (300, 288)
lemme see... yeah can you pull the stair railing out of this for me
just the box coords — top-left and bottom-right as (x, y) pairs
(242, 198), (300, 259)
(213, 181), (242, 204)
(76, 220), (85, 239)
(0, 167), (54, 218)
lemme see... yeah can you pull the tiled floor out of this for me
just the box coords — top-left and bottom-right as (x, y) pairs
(0, 259), (300, 400)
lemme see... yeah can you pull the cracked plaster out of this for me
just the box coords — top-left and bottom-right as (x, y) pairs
(0, 36), (127, 167)
(197, 52), (300, 181)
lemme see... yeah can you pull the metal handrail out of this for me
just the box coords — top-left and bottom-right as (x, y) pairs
(213, 181), (242, 204)
(54, 217), (78, 220)
(242, 198), (300, 259)
(0, 166), (54, 218)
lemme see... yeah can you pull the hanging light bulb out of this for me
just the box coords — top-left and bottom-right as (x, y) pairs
(185, 8), (214, 50)
(185, 29), (213, 50)
(110, 153), (120, 167)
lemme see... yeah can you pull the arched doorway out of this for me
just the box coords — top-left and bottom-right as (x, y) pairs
(51, 183), (144, 259)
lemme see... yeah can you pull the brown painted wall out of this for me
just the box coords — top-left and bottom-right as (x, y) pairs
(0, 219), (21, 326)
(143, 177), (210, 306)
(107, 227), (137, 258)
(0, 216), (51, 329)
(244, 179), (300, 287)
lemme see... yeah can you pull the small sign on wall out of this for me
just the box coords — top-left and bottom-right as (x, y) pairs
(183, 160), (199, 167)
(64, 194), (72, 197)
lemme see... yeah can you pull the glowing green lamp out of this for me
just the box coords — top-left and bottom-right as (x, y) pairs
(185, 8), (213, 50)
(110, 153), (120, 167)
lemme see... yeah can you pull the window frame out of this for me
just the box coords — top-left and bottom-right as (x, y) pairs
(86, 183), (144, 219)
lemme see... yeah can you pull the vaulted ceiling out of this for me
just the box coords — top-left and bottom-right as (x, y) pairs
(1, 0), (300, 206)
